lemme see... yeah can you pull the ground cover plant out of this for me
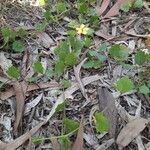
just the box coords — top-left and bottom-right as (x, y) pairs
(0, 0), (150, 149)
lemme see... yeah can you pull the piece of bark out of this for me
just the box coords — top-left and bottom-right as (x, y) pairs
(97, 87), (118, 138)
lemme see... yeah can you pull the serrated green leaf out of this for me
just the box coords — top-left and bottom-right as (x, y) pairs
(6, 66), (20, 79)
(78, 2), (88, 14)
(12, 41), (25, 53)
(58, 136), (71, 150)
(82, 60), (95, 69)
(63, 118), (79, 134)
(54, 61), (65, 76)
(57, 2), (67, 13)
(109, 44), (129, 61)
(65, 53), (77, 66)
(139, 85), (150, 95)
(134, 0), (143, 8)
(1, 27), (16, 42)
(115, 76), (134, 93)
(98, 43), (109, 52)
(33, 61), (44, 74)
(46, 68), (55, 78)
(120, 0), (132, 12)
(95, 112), (110, 133)
(135, 50), (147, 65)
(84, 37), (93, 47)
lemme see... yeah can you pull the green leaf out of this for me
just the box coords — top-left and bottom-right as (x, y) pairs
(135, 50), (147, 65)
(139, 85), (150, 95)
(78, 3), (88, 14)
(65, 53), (77, 66)
(68, 20), (79, 29)
(1, 27), (16, 43)
(82, 60), (95, 69)
(6, 66), (20, 79)
(115, 76), (134, 93)
(95, 112), (110, 133)
(33, 61), (44, 74)
(84, 37), (93, 47)
(44, 10), (55, 22)
(58, 136), (71, 150)
(120, 0), (132, 12)
(98, 43), (109, 52)
(86, 28), (95, 35)
(54, 61), (65, 76)
(35, 21), (48, 32)
(38, 0), (46, 6)
(63, 118), (79, 134)
(46, 68), (55, 78)
(12, 41), (25, 53)
(109, 44), (129, 61)
(56, 101), (69, 112)
(134, 0), (143, 8)
(57, 2), (67, 13)
(61, 80), (71, 88)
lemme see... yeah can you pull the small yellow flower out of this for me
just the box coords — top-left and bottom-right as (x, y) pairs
(76, 24), (89, 35)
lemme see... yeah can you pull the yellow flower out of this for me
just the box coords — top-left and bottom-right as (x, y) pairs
(76, 24), (89, 35)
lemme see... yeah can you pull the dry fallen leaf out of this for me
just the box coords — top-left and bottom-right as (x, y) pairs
(72, 115), (84, 150)
(36, 32), (54, 48)
(116, 118), (149, 147)
(103, 0), (131, 18)
(96, 0), (110, 16)
(13, 81), (27, 132)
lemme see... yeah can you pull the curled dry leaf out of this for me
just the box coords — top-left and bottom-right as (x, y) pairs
(116, 118), (149, 147)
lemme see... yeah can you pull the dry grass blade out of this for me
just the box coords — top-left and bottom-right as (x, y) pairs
(116, 118), (149, 147)
(74, 58), (90, 105)
(98, 87), (117, 138)
(13, 81), (27, 132)
(72, 115), (84, 150)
